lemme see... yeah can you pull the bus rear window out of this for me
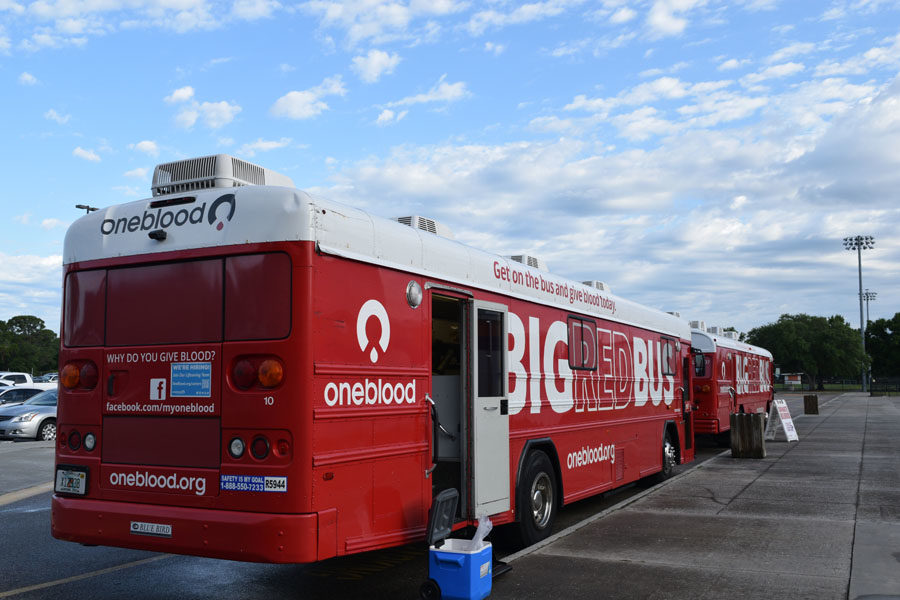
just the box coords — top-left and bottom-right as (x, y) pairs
(106, 259), (223, 346)
(64, 269), (107, 347)
(64, 253), (291, 347)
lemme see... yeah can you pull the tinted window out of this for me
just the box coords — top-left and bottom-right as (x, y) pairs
(568, 317), (597, 370)
(477, 309), (504, 397)
(107, 259), (223, 346)
(24, 390), (57, 405)
(65, 253), (291, 347)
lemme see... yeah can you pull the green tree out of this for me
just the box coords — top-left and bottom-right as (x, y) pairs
(866, 313), (900, 379)
(746, 313), (867, 390)
(0, 316), (60, 374)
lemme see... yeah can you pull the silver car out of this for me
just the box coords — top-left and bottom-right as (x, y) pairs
(0, 389), (57, 441)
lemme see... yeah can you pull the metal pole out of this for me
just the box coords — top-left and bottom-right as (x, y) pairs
(857, 245), (866, 392)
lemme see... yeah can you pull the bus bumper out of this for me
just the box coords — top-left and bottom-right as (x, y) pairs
(51, 495), (321, 563)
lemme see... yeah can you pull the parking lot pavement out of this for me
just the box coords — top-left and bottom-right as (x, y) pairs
(0, 440), (55, 498)
(491, 393), (900, 600)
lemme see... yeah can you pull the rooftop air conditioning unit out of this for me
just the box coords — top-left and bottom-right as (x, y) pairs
(151, 154), (295, 197)
(690, 320), (706, 332)
(393, 216), (454, 239)
(724, 331), (740, 340)
(508, 255), (549, 272)
(583, 280), (611, 294)
(667, 311), (681, 318)
(707, 326), (722, 335)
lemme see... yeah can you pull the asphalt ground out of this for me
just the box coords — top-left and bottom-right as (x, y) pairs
(491, 393), (900, 600)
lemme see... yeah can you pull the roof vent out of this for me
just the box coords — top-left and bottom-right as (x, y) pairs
(508, 255), (549, 272)
(151, 154), (295, 197)
(393, 215), (454, 239)
(690, 320), (706, 332)
(583, 280), (611, 293)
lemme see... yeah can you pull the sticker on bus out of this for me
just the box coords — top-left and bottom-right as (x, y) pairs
(170, 362), (212, 398)
(220, 474), (287, 493)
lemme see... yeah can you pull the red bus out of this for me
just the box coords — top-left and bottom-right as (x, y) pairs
(52, 154), (695, 562)
(690, 327), (773, 438)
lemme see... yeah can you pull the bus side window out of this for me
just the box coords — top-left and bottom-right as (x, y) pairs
(693, 353), (706, 377)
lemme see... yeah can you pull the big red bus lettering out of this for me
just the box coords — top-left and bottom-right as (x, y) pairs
(508, 314), (676, 416)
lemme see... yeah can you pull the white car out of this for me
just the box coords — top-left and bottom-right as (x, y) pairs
(0, 372), (56, 390)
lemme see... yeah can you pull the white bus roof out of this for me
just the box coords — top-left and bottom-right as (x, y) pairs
(691, 329), (772, 360)
(64, 185), (691, 340)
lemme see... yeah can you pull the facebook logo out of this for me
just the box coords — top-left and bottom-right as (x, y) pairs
(150, 379), (167, 401)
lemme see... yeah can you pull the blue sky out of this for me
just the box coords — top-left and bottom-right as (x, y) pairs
(2, 0), (898, 337)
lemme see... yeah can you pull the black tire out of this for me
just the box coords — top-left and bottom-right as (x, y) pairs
(37, 419), (56, 441)
(654, 429), (677, 482)
(419, 578), (441, 600)
(516, 450), (557, 547)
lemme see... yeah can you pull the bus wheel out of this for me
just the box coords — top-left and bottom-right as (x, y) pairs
(654, 431), (676, 482)
(517, 450), (557, 547)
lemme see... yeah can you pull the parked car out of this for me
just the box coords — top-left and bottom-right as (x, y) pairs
(0, 389), (57, 441)
(0, 386), (45, 406)
(0, 372), (56, 390)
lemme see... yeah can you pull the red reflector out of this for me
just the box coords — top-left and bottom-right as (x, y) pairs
(275, 439), (290, 457)
(80, 362), (99, 390)
(251, 436), (270, 460)
(233, 360), (256, 390)
(68, 430), (82, 451)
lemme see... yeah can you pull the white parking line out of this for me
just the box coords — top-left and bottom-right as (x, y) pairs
(0, 555), (171, 598)
(0, 482), (52, 507)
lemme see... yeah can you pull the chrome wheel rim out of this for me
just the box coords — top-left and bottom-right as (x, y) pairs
(663, 439), (675, 472)
(41, 423), (56, 441)
(530, 471), (553, 530)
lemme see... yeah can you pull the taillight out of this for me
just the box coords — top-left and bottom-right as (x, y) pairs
(68, 430), (82, 451)
(701, 384), (711, 393)
(231, 356), (285, 390)
(258, 359), (283, 388)
(61, 364), (80, 389)
(232, 360), (256, 390)
(80, 363), (98, 390)
(61, 361), (99, 390)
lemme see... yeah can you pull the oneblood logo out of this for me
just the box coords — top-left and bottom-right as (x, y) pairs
(100, 193), (236, 236)
(324, 299), (416, 408)
(108, 470), (207, 496)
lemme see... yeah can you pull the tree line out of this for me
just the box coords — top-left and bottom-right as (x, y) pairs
(0, 315), (60, 375)
(746, 312), (899, 389)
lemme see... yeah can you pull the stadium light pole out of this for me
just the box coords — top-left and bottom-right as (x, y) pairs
(862, 289), (877, 325)
(843, 235), (875, 392)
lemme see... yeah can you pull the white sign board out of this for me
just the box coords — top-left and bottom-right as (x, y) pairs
(765, 399), (799, 442)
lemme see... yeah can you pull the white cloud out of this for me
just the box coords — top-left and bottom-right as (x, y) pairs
(13, 213), (31, 225)
(237, 137), (292, 156)
(351, 49), (401, 83)
(376, 109), (407, 125)
(466, 0), (585, 36)
(198, 100), (241, 128)
(19, 72), (37, 85)
(484, 41), (505, 55)
(131, 140), (159, 156)
(646, 0), (708, 38)
(41, 218), (67, 229)
(176, 107), (199, 128)
(718, 58), (750, 71)
(610, 7), (636, 24)
(124, 167), (148, 178)
(741, 62), (805, 87)
(271, 75), (347, 119)
(815, 32), (900, 77)
(232, 0), (280, 20)
(73, 147), (100, 162)
(44, 108), (70, 124)
(766, 42), (816, 64)
(164, 86), (195, 104)
(387, 74), (470, 107)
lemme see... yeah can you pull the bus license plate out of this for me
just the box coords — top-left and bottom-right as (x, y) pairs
(55, 468), (87, 495)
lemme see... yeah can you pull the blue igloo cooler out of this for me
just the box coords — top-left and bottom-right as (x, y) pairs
(428, 538), (492, 600)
